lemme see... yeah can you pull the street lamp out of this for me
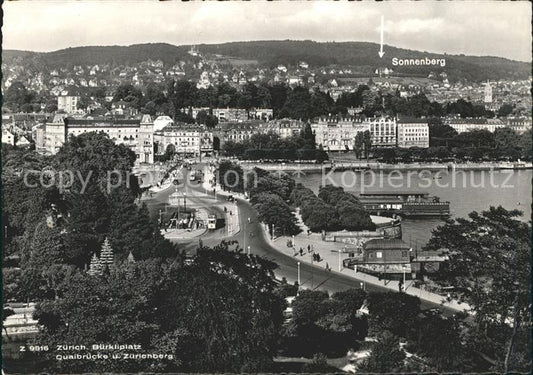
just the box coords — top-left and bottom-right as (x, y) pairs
(297, 261), (301, 286)
(183, 192), (187, 212)
(247, 246), (250, 255)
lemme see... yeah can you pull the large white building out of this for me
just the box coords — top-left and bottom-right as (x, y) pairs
(367, 117), (398, 148)
(154, 124), (213, 157)
(444, 118), (506, 133)
(37, 114), (154, 163)
(312, 116), (430, 150)
(312, 117), (371, 151)
(397, 118), (430, 148)
(2, 127), (15, 145)
(57, 94), (80, 114)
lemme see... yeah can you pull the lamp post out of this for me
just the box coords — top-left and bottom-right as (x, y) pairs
(297, 261), (301, 286)
(183, 192), (187, 212)
(244, 219), (247, 252)
(247, 246), (250, 255)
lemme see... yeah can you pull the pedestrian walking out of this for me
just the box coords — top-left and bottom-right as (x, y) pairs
(325, 262), (330, 272)
(299, 248), (303, 256)
(307, 244), (311, 253)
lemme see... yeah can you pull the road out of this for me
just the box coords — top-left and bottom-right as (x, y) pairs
(145, 163), (455, 314)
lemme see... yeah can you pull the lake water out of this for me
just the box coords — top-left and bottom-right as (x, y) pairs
(295, 169), (532, 248)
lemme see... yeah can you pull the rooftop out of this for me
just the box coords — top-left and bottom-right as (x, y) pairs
(364, 239), (411, 251)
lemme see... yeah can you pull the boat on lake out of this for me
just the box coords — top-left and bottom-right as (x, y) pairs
(357, 191), (450, 218)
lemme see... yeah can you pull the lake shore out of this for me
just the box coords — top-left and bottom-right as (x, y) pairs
(239, 160), (532, 172)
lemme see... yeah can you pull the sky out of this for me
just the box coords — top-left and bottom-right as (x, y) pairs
(2, 0), (532, 62)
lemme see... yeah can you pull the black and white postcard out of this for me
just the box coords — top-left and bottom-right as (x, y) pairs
(2, 1), (531, 373)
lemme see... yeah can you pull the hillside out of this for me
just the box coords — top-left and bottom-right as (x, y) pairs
(3, 40), (531, 81)
(2, 43), (191, 68)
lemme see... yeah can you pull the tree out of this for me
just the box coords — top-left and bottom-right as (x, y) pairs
(493, 127), (521, 160)
(301, 123), (316, 149)
(354, 132), (364, 159)
(366, 292), (421, 338)
(518, 129), (532, 160)
(255, 85), (272, 108)
(167, 79), (197, 119)
(33, 260), (177, 373)
(204, 114), (218, 128)
(358, 331), (406, 373)
(33, 245), (285, 373)
(23, 220), (68, 268)
(425, 207), (531, 372)
(362, 130), (372, 159)
(196, 110), (218, 128)
(77, 95), (92, 111)
(281, 86), (313, 120)
(429, 123), (458, 147)
(112, 84), (144, 109)
(268, 84), (289, 117)
(162, 246), (285, 371)
(4, 81), (35, 112)
(408, 313), (471, 372)
(253, 193), (300, 236)
(218, 160), (245, 193)
(301, 353), (336, 373)
(497, 103), (514, 117)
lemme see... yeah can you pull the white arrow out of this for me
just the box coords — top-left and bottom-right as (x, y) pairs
(379, 15), (385, 58)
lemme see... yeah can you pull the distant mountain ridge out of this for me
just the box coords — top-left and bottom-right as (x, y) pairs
(3, 40), (531, 81)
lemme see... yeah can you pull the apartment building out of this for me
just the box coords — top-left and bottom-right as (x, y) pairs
(39, 114), (154, 163)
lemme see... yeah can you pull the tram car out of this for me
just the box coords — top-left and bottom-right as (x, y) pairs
(207, 214), (217, 230)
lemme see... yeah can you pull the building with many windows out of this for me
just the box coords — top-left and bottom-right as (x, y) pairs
(367, 116), (397, 148)
(212, 121), (263, 150)
(397, 117), (430, 148)
(505, 117), (532, 134)
(189, 107), (273, 123)
(38, 114), (154, 163)
(311, 117), (370, 151)
(444, 118), (506, 133)
(154, 124), (213, 157)
(311, 116), (429, 150)
(57, 88), (81, 114)
(263, 118), (306, 139)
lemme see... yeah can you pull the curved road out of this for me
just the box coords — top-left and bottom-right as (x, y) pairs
(145, 164), (453, 313)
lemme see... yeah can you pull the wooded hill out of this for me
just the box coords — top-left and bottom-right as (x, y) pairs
(4, 40), (530, 82)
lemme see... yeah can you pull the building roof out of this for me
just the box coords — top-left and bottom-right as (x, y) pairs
(65, 118), (141, 127)
(364, 239), (411, 251)
(397, 116), (429, 124)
